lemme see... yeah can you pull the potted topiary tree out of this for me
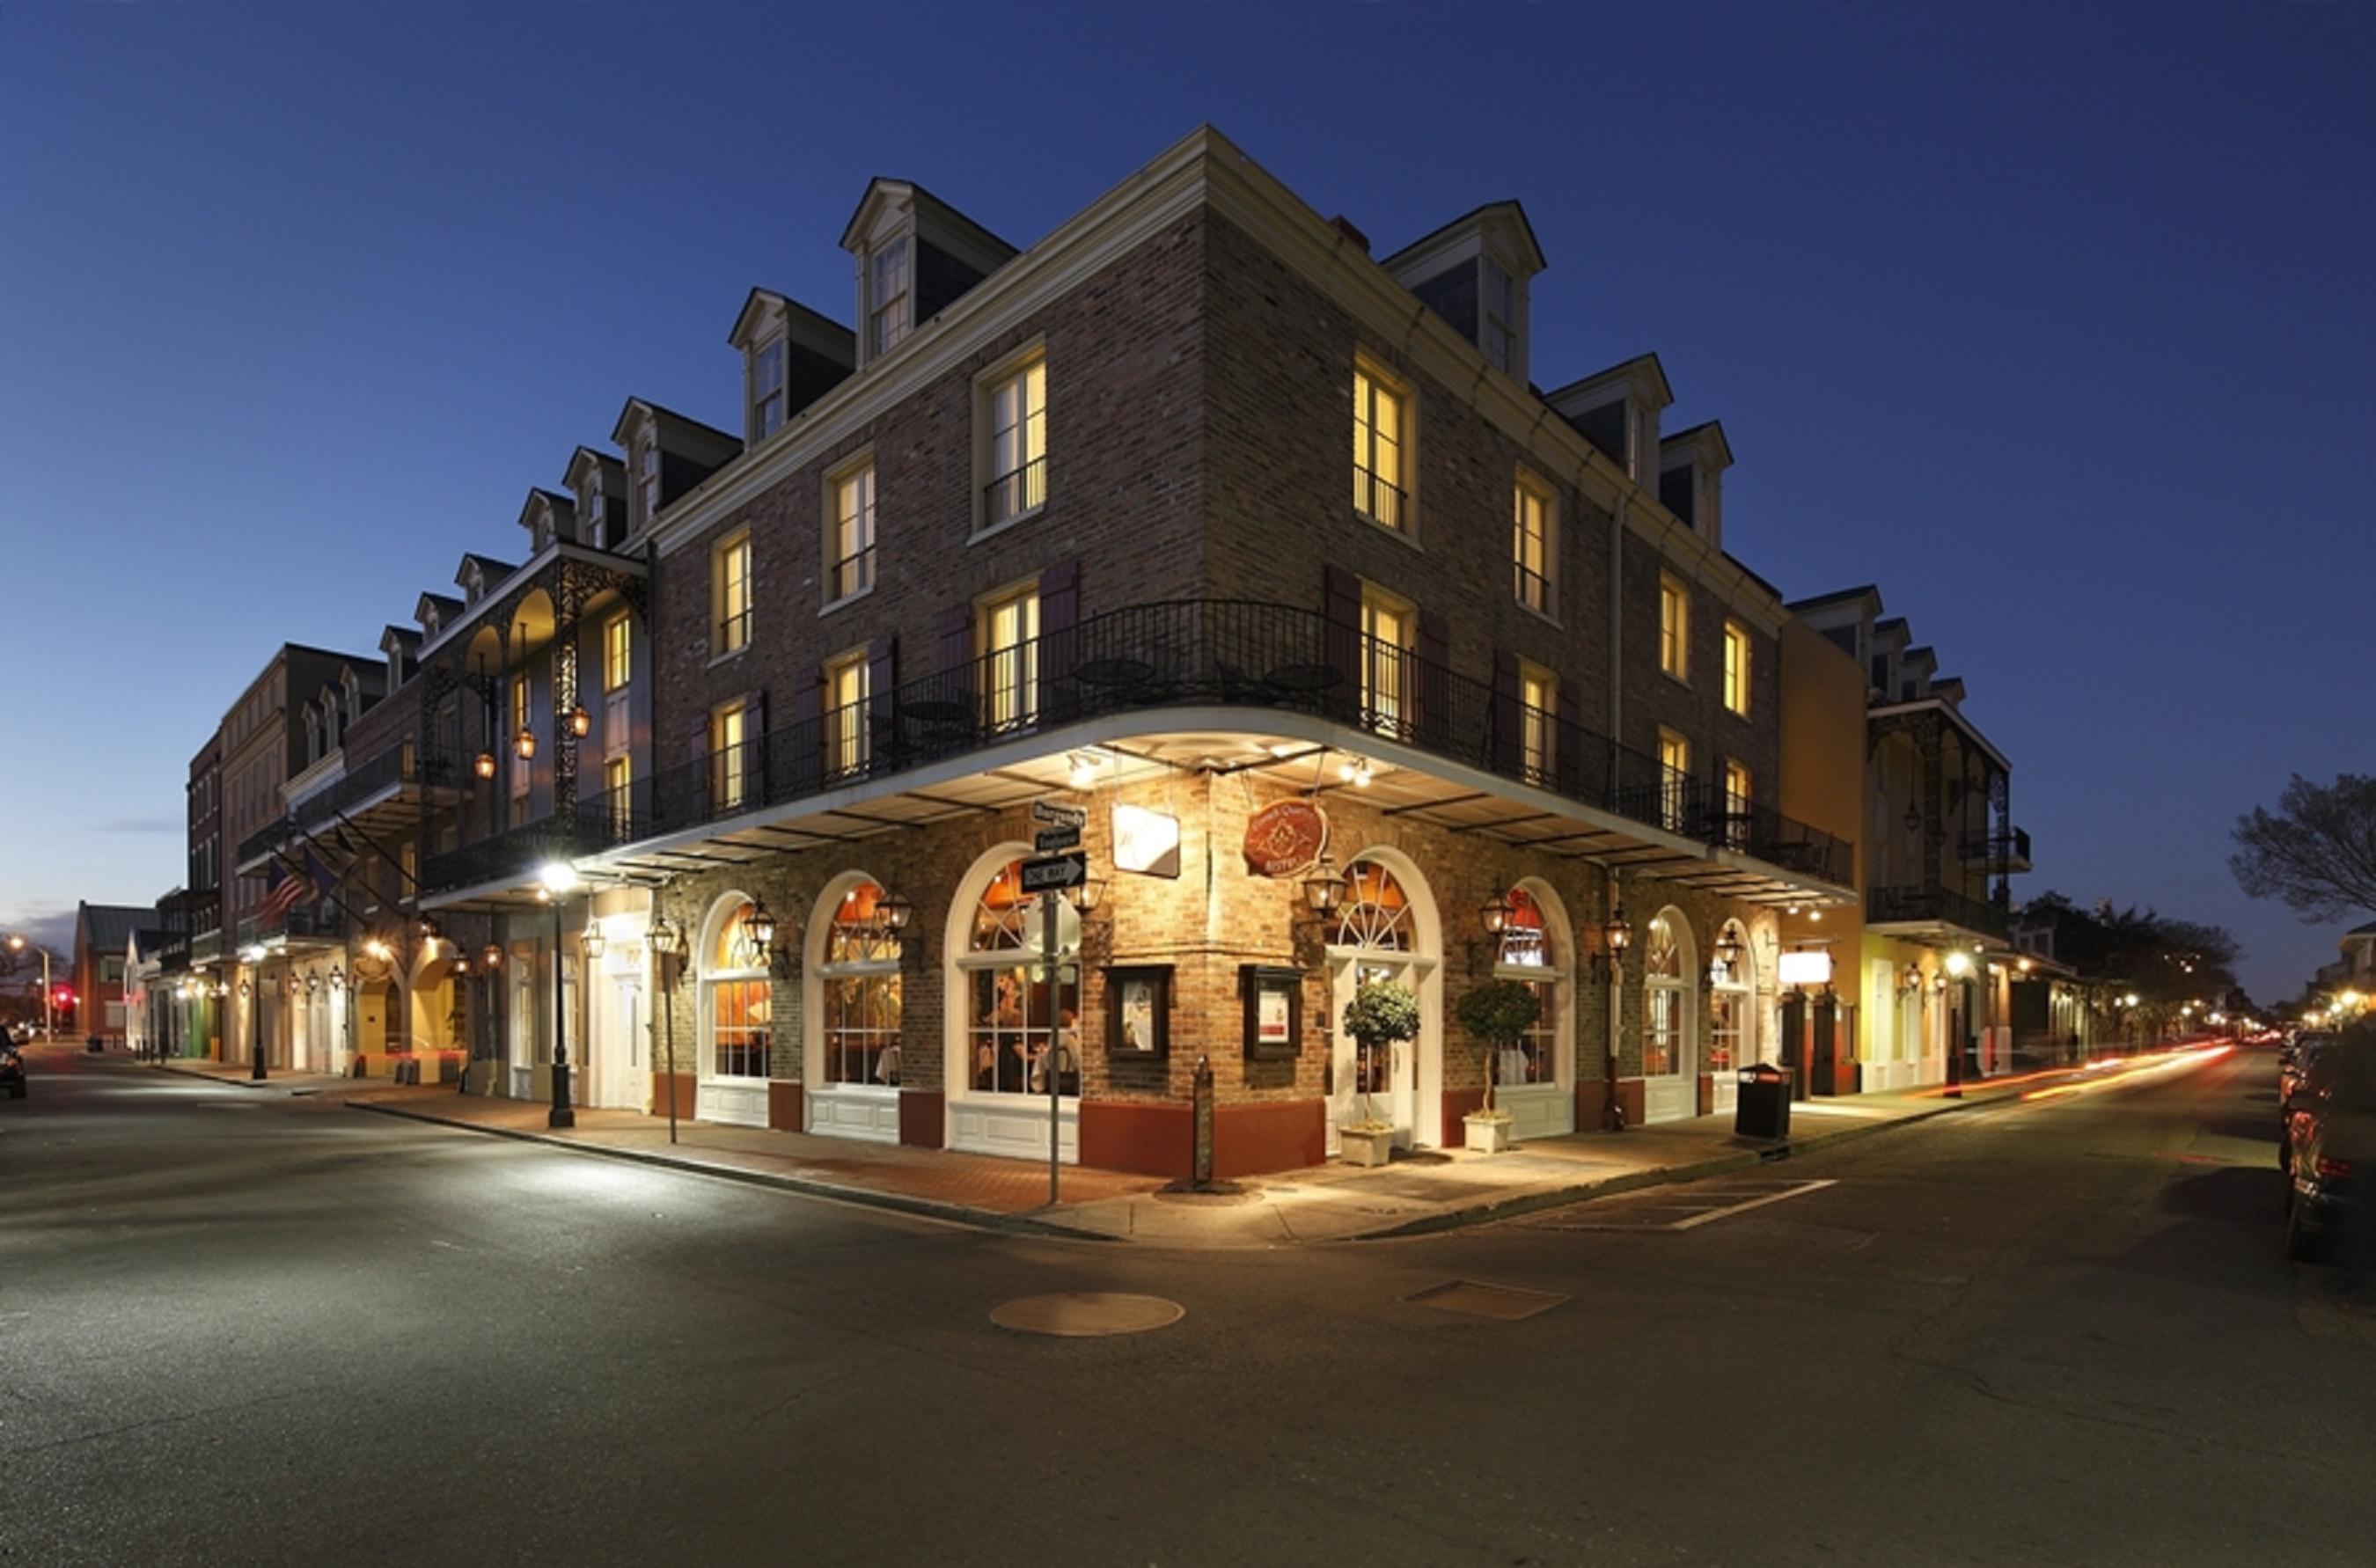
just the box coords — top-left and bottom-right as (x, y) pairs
(1454, 978), (1540, 1154)
(1338, 978), (1419, 1168)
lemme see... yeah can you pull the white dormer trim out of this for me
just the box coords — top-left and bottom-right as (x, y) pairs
(1658, 421), (1734, 551)
(1380, 201), (1546, 386)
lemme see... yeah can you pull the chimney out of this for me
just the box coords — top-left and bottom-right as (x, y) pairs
(1329, 215), (1370, 255)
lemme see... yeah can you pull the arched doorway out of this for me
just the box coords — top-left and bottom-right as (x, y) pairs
(695, 893), (773, 1127)
(1641, 906), (1698, 1125)
(1490, 880), (1574, 1141)
(410, 951), (461, 1056)
(1325, 850), (1442, 1153)
(944, 845), (1082, 1162)
(1710, 918), (1755, 1116)
(804, 874), (903, 1144)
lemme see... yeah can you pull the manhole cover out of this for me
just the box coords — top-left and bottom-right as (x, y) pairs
(990, 1293), (1185, 1337)
(1406, 1280), (1568, 1321)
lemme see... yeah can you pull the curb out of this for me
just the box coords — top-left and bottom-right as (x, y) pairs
(347, 1098), (1118, 1244)
(1350, 1096), (1976, 1241)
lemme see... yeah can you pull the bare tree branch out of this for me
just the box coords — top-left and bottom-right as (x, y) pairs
(2231, 773), (2376, 922)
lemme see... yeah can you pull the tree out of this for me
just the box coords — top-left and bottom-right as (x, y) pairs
(2231, 773), (2376, 923)
(1341, 978), (1419, 1128)
(1453, 978), (1539, 1117)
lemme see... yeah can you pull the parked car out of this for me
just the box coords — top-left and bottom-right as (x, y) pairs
(1, 1038), (24, 1099)
(2280, 1033), (2337, 1153)
(2284, 1030), (2376, 1262)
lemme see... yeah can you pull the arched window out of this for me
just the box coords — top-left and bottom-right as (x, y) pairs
(818, 881), (902, 1087)
(1493, 886), (1562, 1086)
(1332, 860), (1414, 951)
(704, 898), (772, 1081)
(1644, 909), (1688, 1079)
(959, 859), (1079, 1097)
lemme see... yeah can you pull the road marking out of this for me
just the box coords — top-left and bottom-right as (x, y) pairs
(1406, 1280), (1569, 1320)
(1522, 1177), (1837, 1233)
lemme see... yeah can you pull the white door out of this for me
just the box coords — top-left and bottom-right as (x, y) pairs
(1329, 960), (1417, 1152)
(1711, 985), (1746, 1115)
(591, 971), (642, 1110)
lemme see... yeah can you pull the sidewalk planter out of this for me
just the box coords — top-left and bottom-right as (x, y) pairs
(1463, 1110), (1514, 1154)
(1340, 1123), (1395, 1168)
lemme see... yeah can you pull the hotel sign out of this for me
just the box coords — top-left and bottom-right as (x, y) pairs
(1243, 800), (1328, 878)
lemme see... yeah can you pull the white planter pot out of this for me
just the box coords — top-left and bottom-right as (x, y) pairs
(1340, 1125), (1396, 1168)
(1464, 1112), (1514, 1154)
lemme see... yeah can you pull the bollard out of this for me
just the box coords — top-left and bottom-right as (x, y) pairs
(1191, 1053), (1215, 1190)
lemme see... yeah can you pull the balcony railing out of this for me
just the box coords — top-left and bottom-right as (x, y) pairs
(1868, 883), (2009, 942)
(982, 456), (1046, 531)
(525, 598), (1851, 894)
(238, 744), (463, 868)
(420, 816), (598, 900)
(234, 906), (338, 949)
(1960, 825), (2032, 870)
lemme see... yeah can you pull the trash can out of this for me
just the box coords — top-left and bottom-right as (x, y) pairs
(1734, 1061), (1792, 1139)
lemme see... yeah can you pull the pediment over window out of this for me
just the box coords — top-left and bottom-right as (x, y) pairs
(563, 447), (628, 552)
(609, 398), (741, 535)
(727, 288), (854, 444)
(838, 178), (1017, 369)
(415, 592), (463, 640)
(1544, 352), (1674, 483)
(516, 488), (577, 553)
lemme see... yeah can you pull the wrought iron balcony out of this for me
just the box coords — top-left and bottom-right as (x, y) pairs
(550, 597), (1850, 892)
(420, 815), (600, 900)
(1960, 825), (2032, 872)
(233, 907), (338, 949)
(1868, 883), (2008, 942)
(238, 744), (464, 871)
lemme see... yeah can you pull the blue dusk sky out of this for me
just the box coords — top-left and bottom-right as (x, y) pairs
(1, 3), (2368, 998)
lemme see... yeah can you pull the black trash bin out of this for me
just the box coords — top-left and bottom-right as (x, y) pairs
(1734, 1061), (1792, 1139)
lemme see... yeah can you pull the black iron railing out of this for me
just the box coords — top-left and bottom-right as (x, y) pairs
(1960, 825), (2032, 868)
(983, 456), (1046, 530)
(538, 598), (1850, 890)
(1868, 883), (2008, 941)
(239, 744), (463, 868)
(1353, 466), (1406, 531)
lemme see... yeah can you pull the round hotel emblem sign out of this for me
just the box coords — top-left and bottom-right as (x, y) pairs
(1243, 800), (1329, 878)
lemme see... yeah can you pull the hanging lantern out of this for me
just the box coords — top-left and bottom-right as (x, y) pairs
(474, 751), (497, 780)
(482, 944), (503, 970)
(515, 728), (537, 761)
(744, 898), (776, 956)
(1602, 904), (1632, 957)
(875, 890), (915, 934)
(1713, 927), (1743, 971)
(569, 705), (591, 738)
(581, 919), (606, 960)
(649, 917), (681, 958)
(1301, 854), (1348, 916)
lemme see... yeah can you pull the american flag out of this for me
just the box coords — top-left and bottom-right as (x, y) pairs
(257, 861), (313, 921)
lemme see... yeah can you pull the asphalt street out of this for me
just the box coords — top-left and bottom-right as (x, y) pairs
(4, 1043), (2372, 1567)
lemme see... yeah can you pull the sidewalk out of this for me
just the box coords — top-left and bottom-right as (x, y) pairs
(150, 1057), (363, 1099)
(325, 1067), (2105, 1248)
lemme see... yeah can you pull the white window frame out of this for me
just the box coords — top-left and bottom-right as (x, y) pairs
(636, 429), (662, 529)
(1518, 661), (1556, 787)
(713, 531), (752, 658)
(749, 333), (788, 443)
(602, 612), (632, 694)
(978, 581), (1040, 732)
(974, 346), (1047, 538)
(824, 454), (877, 608)
(869, 237), (912, 361)
(1660, 573), (1690, 684)
(825, 648), (870, 779)
(1513, 471), (1555, 616)
(1352, 355), (1413, 537)
(1359, 583), (1414, 729)
(710, 700), (748, 815)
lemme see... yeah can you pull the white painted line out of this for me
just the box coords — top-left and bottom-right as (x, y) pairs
(1666, 1177), (1837, 1230)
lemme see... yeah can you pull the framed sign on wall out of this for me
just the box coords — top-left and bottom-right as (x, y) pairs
(1241, 964), (1302, 1061)
(1106, 964), (1171, 1059)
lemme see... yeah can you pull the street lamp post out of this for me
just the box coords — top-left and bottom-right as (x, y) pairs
(241, 945), (268, 1080)
(539, 863), (578, 1129)
(649, 914), (682, 1146)
(5, 934), (55, 1042)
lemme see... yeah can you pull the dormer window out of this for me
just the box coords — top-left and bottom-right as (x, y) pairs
(1482, 260), (1516, 373)
(583, 489), (606, 548)
(637, 431), (661, 526)
(869, 238), (911, 358)
(751, 336), (787, 440)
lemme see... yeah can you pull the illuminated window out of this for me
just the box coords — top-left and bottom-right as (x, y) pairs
(1710, 919), (1751, 1078)
(829, 461), (876, 602)
(603, 613), (632, 693)
(1723, 759), (1753, 849)
(982, 357), (1046, 530)
(1352, 363), (1407, 531)
(1519, 663), (1556, 786)
(819, 880), (902, 1088)
(979, 583), (1038, 731)
(602, 754), (632, 839)
(1659, 729), (1690, 832)
(1492, 885), (1562, 1087)
(869, 238), (911, 359)
(714, 532), (752, 656)
(703, 899), (771, 1081)
(825, 650), (869, 779)
(710, 700), (748, 814)
(1359, 585), (1412, 731)
(1722, 621), (1751, 717)
(1660, 575), (1689, 681)
(959, 857), (1080, 1099)
(1514, 475), (1552, 612)
(1643, 910), (1688, 1077)
(751, 335), (787, 440)
(1332, 860), (1414, 952)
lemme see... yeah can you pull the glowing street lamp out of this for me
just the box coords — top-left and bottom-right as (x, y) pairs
(538, 861), (581, 1129)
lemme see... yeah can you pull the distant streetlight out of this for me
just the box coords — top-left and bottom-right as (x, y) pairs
(5, 933), (55, 1041)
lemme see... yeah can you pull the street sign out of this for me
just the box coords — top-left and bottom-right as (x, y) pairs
(1030, 801), (1087, 830)
(1035, 825), (1082, 854)
(1019, 852), (1088, 894)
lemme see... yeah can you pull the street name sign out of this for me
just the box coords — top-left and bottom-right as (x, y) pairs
(1019, 852), (1088, 894)
(1030, 801), (1088, 830)
(1035, 825), (1082, 854)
